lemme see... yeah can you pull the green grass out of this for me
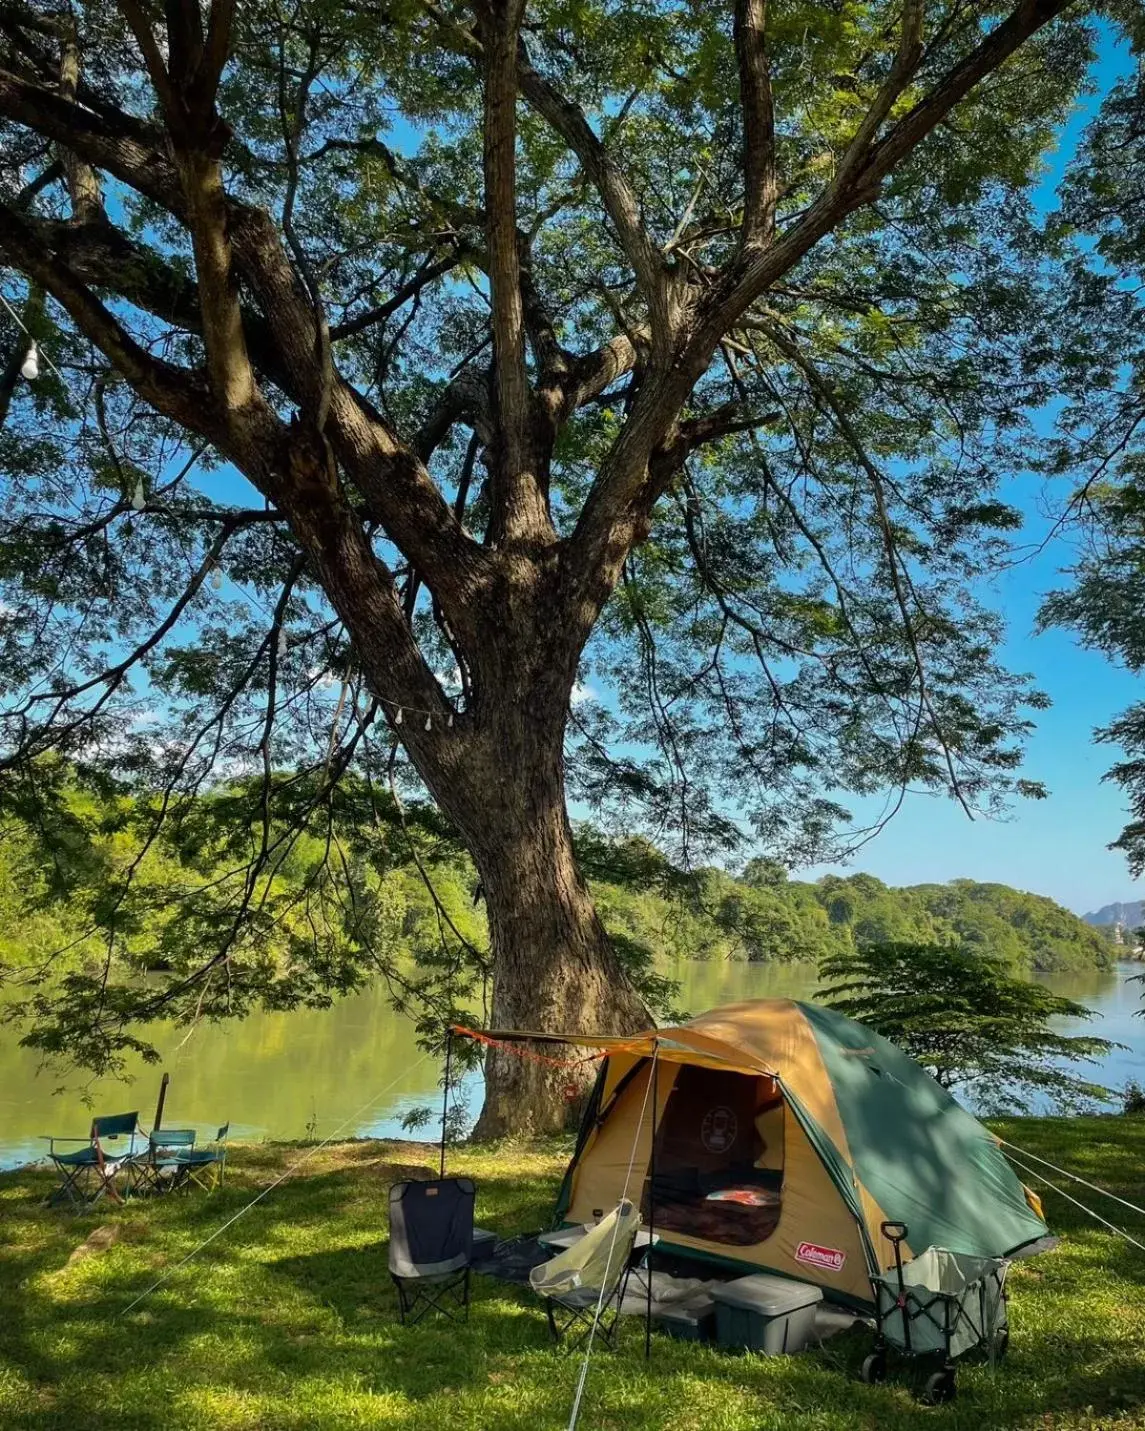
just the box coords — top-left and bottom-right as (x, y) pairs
(2, 1119), (1145, 1429)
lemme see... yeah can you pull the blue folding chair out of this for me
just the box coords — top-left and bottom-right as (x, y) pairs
(134, 1128), (197, 1196)
(173, 1123), (230, 1192)
(43, 1111), (144, 1211)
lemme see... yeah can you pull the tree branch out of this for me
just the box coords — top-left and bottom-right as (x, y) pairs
(478, 0), (551, 544)
(733, 0), (777, 250)
(56, 16), (103, 222)
(0, 201), (219, 436)
(515, 43), (670, 331)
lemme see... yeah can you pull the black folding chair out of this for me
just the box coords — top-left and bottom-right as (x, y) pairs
(388, 1177), (475, 1325)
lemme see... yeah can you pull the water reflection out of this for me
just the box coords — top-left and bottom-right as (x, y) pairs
(1, 961), (1140, 1170)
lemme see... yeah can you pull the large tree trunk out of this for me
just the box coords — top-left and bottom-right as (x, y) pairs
(468, 765), (648, 1139)
(420, 634), (648, 1139)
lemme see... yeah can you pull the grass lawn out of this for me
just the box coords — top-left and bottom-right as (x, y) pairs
(2, 1117), (1144, 1430)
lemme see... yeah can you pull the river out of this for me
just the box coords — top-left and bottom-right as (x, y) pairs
(2, 960), (1142, 1171)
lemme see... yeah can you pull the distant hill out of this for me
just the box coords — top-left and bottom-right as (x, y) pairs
(585, 841), (1118, 974)
(1083, 900), (1145, 930)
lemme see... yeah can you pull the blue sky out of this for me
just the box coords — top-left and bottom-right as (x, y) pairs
(805, 516), (1144, 917)
(805, 28), (1143, 916)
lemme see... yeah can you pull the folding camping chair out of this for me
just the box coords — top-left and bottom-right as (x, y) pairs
(43, 1111), (144, 1211)
(388, 1176), (476, 1325)
(133, 1128), (197, 1196)
(173, 1123), (230, 1192)
(530, 1199), (642, 1352)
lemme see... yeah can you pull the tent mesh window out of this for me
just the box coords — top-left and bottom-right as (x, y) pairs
(644, 1066), (784, 1247)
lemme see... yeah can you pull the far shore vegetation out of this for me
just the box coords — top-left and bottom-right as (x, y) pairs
(0, 772), (1121, 1079)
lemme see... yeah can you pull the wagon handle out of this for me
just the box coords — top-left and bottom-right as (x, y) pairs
(879, 1221), (911, 1355)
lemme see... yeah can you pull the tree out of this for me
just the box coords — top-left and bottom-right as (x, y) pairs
(0, 0), (1096, 1135)
(820, 941), (1115, 1112)
(1037, 7), (1145, 875)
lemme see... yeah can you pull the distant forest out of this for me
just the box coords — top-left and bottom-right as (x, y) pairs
(584, 842), (1117, 975)
(0, 781), (1112, 994)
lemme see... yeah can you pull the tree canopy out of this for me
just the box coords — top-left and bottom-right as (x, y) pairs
(1038, 8), (1145, 874)
(0, 0), (1111, 1125)
(819, 939), (1115, 1112)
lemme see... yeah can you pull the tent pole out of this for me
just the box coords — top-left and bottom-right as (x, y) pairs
(645, 1045), (658, 1360)
(439, 1026), (453, 1179)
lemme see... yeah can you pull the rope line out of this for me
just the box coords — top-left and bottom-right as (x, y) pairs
(119, 1051), (435, 1316)
(567, 1043), (658, 1431)
(451, 1024), (608, 1071)
(1000, 1138), (1145, 1220)
(1005, 1152), (1145, 1255)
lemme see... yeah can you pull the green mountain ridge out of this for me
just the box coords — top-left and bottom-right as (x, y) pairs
(581, 840), (1115, 977)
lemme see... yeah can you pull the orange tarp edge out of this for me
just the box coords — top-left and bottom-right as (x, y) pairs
(450, 1024), (769, 1076)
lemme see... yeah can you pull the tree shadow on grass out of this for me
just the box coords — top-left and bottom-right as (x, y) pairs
(7, 1134), (1144, 1431)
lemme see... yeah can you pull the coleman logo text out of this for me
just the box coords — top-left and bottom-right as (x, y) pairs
(795, 1241), (846, 1271)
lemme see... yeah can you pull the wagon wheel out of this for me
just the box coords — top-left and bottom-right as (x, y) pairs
(921, 1368), (957, 1405)
(860, 1350), (887, 1384)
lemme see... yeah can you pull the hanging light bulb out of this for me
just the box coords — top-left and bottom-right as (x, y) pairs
(276, 628), (288, 658)
(130, 478), (146, 512)
(209, 564), (223, 591)
(424, 714), (432, 731)
(20, 341), (39, 381)
(447, 712), (454, 728)
(394, 707), (403, 726)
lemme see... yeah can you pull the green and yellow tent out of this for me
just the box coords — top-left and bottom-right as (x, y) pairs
(458, 999), (1048, 1308)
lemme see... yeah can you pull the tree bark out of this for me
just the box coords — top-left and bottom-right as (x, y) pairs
(466, 744), (648, 1139)
(416, 621), (647, 1138)
(463, 772), (644, 1139)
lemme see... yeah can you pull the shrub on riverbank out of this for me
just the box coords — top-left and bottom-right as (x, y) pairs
(1, 1118), (1143, 1430)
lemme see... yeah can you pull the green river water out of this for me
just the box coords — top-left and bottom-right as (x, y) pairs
(2, 959), (1142, 1170)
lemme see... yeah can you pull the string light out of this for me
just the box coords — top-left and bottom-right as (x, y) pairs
(0, 290), (64, 381)
(375, 698), (459, 728)
(209, 564), (223, 591)
(276, 628), (289, 658)
(130, 478), (146, 512)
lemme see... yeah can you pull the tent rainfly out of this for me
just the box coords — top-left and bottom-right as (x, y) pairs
(455, 999), (1048, 1308)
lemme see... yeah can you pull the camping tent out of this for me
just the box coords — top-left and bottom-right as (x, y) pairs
(458, 999), (1048, 1308)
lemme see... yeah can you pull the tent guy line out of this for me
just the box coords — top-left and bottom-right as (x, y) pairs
(567, 1043), (659, 1431)
(998, 1138), (1145, 1221)
(118, 1051), (435, 1317)
(1003, 1152), (1145, 1256)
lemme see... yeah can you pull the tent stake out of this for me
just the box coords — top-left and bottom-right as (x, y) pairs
(439, 1026), (453, 1179)
(645, 1046), (658, 1360)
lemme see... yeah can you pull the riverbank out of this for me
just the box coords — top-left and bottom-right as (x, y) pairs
(7, 962), (1143, 1170)
(2, 1119), (1144, 1429)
